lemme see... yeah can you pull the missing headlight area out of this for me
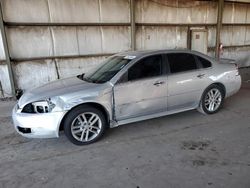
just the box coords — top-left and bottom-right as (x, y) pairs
(33, 101), (50, 113)
(22, 103), (35, 113)
(21, 100), (55, 113)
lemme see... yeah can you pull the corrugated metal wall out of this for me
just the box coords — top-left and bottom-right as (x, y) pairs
(220, 2), (250, 67)
(0, 0), (250, 97)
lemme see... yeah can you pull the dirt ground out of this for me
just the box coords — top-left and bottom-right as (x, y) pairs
(0, 71), (250, 188)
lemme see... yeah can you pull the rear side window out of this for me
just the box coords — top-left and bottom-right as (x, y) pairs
(197, 56), (212, 68)
(167, 53), (197, 73)
(128, 55), (162, 81)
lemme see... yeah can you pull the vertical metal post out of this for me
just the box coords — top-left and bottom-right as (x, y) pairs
(215, 0), (224, 59)
(0, 1), (16, 96)
(187, 26), (191, 50)
(130, 0), (136, 50)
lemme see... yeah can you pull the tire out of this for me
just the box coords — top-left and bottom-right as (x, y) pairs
(63, 105), (107, 145)
(198, 84), (224, 115)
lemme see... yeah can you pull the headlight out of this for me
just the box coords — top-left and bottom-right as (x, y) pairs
(32, 99), (56, 113)
(21, 99), (56, 113)
(21, 97), (64, 114)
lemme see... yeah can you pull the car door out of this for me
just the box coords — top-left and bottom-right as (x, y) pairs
(113, 55), (168, 121)
(166, 53), (205, 111)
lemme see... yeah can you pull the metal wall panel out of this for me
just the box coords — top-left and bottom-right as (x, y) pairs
(7, 26), (130, 59)
(189, 3), (217, 23)
(232, 26), (247, 45)
(136, 0), (178, 23)
(136, 0), (217, 23)
(0, 32), (5, 60)
(52, 27), (79, 56)
(221, 26), (234, 46)
(3, 0), (130, 23)
(77, 27), (103, 54)
(207, 51), (214, 58)
(14, 60), (58, 90)
(0, 65), (11, 97)
(136, 26), (187, 50)
(223, 3), (248, 23)
(226, 0), (250, 2)
(96, 0), (130, 22)
(247, 7), (250, 23)
(7, 27), (53, 59)
(221, 26), (249, 46)
(246, 26), (250, 44)
(205, 3), (218, 24)
(2, 0), (50, 23)
(207, 27), (216, 48)
(77, 26), (130, 54)
(47, 0), (129, 23)
(101, 26), (131, 53)
(48, 0), (100, 23)
(13, 56), (108, 91)
(56, 56), (107, 79)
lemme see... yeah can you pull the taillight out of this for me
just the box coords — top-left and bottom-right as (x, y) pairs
(235, 64), (239, 76)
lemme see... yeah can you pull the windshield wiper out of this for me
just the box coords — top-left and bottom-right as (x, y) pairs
(82, 76), (93, 83)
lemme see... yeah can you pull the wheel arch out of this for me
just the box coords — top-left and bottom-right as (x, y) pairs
(58, 102), (110, 133)
(199, 82), (226, 105)
(197, 82), (226, 114)
(210, 82), (226, 97)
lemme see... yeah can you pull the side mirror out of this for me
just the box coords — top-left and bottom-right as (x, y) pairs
(16, 89), (23, 100)
(77, 73), (85, 80)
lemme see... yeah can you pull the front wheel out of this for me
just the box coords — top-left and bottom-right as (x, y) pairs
(198, 85), (224, 114)
(63, 105), (107, 145)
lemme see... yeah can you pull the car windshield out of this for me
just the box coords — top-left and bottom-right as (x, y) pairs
(78, 56), (132, 83)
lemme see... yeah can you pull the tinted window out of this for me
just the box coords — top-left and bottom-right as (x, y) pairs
(128, 55), (162, 81)
(168, 53), (197, 73)
(197, 56), (212, 68)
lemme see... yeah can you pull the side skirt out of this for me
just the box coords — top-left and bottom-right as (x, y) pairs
(110, 106), (197, 128)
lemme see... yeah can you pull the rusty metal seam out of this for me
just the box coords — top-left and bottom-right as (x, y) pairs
(0, 80), (4, 97)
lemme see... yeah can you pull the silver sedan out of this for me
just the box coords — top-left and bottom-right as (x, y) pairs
(12, 50), (241, 145)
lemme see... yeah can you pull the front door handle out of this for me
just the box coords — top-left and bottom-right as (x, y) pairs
(154, 81), (165, 86)
(197, 74), (205, 78)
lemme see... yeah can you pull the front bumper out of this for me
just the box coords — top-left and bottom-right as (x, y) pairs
(12, 104), (66, 138)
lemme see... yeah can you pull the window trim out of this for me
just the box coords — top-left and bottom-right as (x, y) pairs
(116, 54), (165, 85)
(166, 52), (199, 75)
(194, 55), (213, 70)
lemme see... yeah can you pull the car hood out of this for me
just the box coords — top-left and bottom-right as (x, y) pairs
(18, 77), (102, 108)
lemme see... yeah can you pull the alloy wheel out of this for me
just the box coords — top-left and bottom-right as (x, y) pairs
(71, 112), (102, 142)
(204, 88), (222, 112)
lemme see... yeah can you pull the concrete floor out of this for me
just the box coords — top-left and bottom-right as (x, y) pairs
(0, 77), (250, 188)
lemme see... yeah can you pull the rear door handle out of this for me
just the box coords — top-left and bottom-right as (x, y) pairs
(154, 81), (165, 86)
(197, 74), (205, 78)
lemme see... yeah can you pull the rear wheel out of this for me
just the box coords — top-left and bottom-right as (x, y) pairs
(64, 105), (107, 145)
(198, 85), (224, 114)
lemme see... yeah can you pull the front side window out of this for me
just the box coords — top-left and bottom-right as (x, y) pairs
(168, 53), (197, 73)
(128, 55), (162, 81)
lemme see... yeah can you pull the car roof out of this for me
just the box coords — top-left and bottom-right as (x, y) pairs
(116, 49), (213, 60)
